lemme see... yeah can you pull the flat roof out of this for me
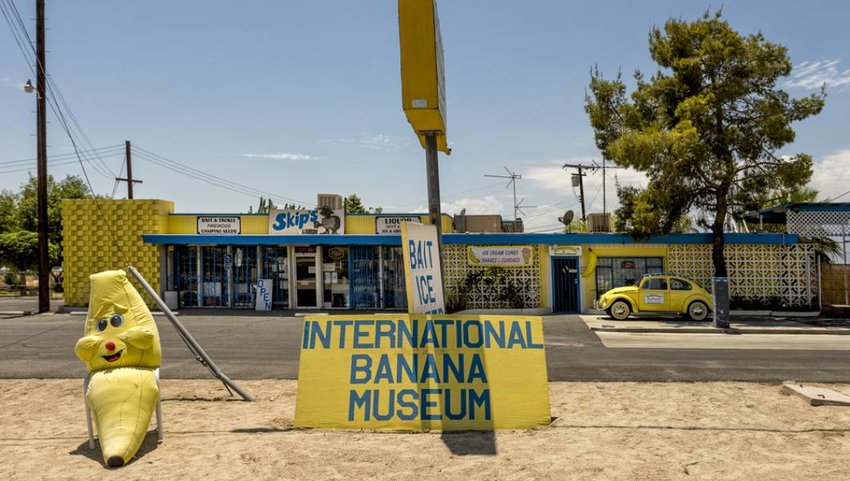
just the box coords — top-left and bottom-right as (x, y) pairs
(142, 232), (798, 246)
(742, 202), (850, 224)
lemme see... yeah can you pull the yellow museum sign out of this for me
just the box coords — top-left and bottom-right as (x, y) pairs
(295, 314), (551, 430)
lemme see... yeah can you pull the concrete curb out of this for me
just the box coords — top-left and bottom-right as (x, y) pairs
(590, 326), (850, 335)
(0, 310), (32, 317)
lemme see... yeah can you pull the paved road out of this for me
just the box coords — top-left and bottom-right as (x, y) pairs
(3, 312), (850, 382)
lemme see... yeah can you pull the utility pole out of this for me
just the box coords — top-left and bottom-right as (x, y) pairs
(485, 167), (526, 232)
(563, 163), (590, 222)
(36, 0), (49, 313)
(115, 140), (142, 198)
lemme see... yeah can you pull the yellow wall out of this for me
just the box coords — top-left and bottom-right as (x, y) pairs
(345, 214), (454, 234)
(581, 244), (669, 310)
(62, 199), (173, 307)
(167, 214), (268, 234)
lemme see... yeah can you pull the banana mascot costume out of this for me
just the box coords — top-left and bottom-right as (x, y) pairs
(75, 270), (161, 468)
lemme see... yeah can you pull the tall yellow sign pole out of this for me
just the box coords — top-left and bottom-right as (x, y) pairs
(399, 0), (449, 300)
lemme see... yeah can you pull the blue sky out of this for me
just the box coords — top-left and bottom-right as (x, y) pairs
(2, 0), (849, 232)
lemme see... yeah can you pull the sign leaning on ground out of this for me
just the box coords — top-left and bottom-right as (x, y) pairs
(398, 0), (450, 154)
(255, 279), (272, 311)
(401, 222), (445, 314)
(197, 216), (240, 235)
(376, 215), (422, 235)
(294, 314), (551, 430)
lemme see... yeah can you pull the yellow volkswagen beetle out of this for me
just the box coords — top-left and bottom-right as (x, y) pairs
(597, 274), (713, 321)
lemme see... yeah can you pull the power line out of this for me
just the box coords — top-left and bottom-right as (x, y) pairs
(132, 145), (314, 206)
(1, 0), (116, 179)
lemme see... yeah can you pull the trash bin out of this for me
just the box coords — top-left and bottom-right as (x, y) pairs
(712, 277), (730, 328)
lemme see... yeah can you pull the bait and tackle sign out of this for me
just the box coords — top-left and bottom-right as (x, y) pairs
(294, 314), (551, 430)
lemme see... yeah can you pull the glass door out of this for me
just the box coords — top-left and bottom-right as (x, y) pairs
(201, 246), (228, 307)
(175, 246), (199, 308)
(294, 246), (318, 308)
(231, 246), (257, 308)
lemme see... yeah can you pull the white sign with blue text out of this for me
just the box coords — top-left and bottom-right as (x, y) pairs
(268, 209), (344, 235)
(401, 222), (445, 314)
(255, 279), (272, 311)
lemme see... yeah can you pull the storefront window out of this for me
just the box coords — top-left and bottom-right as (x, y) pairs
(175, 246), (198, 308)
(322, 246), (350, 308)
(381, 246), (407, 310)
(261, 247), (289, 309)
(201, 246), (229, 307)
(595, 257), (664, 299)
(231, 246), (257, 308)
(350, 246), (378, 309)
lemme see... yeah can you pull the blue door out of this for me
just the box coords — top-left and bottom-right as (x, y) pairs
(553, 257), (580, 313)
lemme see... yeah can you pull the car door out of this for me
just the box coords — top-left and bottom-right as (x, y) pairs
(638, 277), (670, 312)
(668, 277), (694, 313)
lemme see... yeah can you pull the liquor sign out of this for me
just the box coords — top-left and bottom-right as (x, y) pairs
(376, 216), (422, 235)
(197, 216), (240, 235)
(467, 246), (534, 267)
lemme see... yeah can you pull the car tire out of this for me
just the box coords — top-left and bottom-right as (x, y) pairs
(609, 300), (631, 320)
(687, 301), (709, 321)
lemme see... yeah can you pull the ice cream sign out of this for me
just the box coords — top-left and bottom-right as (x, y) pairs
(467, 246), (534, 267)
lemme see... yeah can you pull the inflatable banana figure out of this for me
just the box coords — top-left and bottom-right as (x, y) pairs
(75, 270), (161, 468)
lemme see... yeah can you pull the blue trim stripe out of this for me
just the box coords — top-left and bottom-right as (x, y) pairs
(142, 232), (799, 246)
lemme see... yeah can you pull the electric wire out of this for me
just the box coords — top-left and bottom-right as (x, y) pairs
(1, 0), (116, 179)
(0, 145), (124, 167)
(132, 145), (314, 206)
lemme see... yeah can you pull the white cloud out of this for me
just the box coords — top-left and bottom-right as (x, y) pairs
(411, 195), (504, 216)
(240, 152), (316, 161)
(323, 133), (410, 151)
(810, 149), (850, 201)
(784, 59), (850, 90)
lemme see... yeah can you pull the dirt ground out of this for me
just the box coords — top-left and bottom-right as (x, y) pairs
(2, 380), (850, 481)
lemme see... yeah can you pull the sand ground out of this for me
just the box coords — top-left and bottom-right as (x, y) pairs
(1, 380), (849, 480)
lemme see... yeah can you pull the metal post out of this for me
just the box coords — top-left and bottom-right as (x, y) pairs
(127, 266), (254, 401)
(125, 140), (133, 199)
(36, 0), (49, 313)
(578, 166), (586, 223)
(843, 223), (848, 306)
(424, 133), (446, 303)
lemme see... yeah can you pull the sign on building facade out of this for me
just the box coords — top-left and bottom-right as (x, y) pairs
(268, 209), (345, 234)
(376, 215), (422, 235)
(467, 246), (534, 267)
(197, 216), (241, 235)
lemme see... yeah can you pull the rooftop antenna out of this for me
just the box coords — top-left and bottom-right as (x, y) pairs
(485, 167), (531, 232)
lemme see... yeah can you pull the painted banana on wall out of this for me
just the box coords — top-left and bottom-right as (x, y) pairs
(75, 269), (161, 468)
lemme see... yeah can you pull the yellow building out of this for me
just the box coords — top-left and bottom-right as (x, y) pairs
(62, 198), (816, 313)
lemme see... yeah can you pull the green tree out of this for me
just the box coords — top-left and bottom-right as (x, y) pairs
(16, 174), (90, 249)
(0, 190), (18, 234)
(585, 11), (824, 281)
(343, 194), (366, 214)
(0, 231), (59, 271)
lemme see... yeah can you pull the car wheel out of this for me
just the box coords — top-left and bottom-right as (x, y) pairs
(609, 300), (631, 320)
(687, 301), (709, 321)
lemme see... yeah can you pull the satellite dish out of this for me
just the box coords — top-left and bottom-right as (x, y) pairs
(459, 208), (466, 217)
(558, 210), (575, 225)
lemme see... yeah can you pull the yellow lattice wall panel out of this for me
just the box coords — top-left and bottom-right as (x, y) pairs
(62, 199), (174, 308)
